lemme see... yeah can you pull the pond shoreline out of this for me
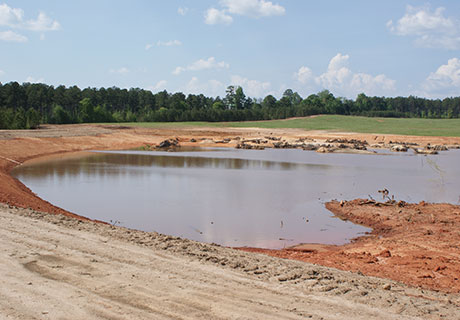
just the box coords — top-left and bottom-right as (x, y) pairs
(1, 124), (460, 295)
(238, 199), (460, 294)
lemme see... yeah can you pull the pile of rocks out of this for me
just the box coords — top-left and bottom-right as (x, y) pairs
(156, 138), (179, 149)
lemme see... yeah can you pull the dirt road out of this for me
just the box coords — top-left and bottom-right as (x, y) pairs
(2, 204), (459, 319)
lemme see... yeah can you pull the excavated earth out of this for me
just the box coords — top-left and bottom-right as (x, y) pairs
(1, 123), (460, 319)
(240, 200), (460, 294)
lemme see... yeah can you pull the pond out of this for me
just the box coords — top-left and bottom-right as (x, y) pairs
(12, 148), (460, 249)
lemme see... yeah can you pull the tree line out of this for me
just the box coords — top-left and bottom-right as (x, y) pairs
(0, 81), (459, 129)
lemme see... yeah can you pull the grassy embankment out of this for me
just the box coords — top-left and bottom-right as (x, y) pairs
(117, 115), (460, 137)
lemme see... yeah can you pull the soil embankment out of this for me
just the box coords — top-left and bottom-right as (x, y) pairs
(1, 123), (460, 318)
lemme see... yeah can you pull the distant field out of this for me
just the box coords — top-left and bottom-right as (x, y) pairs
(117, 115), (460, 137)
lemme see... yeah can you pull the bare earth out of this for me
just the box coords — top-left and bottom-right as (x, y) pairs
(1, 124), (460, 319)
(2, 204), (459, 319)
(241, 200), (460, 294)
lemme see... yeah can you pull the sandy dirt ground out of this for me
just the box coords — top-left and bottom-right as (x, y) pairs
(1, 123), (460, 319)
(1, 204), (460, 320)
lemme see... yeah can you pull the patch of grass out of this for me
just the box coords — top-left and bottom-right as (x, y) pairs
(131, 144), (153, 151)
(102, 115), (460, 137)
(225, 116), (460, 137)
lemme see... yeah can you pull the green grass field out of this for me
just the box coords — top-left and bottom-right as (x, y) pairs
(117, 115), (460, 137)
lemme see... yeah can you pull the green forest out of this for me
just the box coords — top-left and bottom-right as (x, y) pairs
(1, 81), (459, 129)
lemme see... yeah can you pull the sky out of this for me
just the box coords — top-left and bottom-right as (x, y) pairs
(1, 1), (460, 100)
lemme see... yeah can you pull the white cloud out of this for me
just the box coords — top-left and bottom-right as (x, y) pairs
(295, 53), (396, 98)
(146, 40), (182, 50)
(189, 57), (229, 71)
(173, 57), (229, 75)
(316, 53), (352, 89)
(178, 7), (188, 16)
(230, 75), (271, 97)
(24, 11), (60, 31)
(157, 40), (182, 47)
(350, 73), (396, 95)
(173, 66), (186, 75)
(422, 58), (460, 97)
(387, 6), (460, 50)
(0, 3), (24, 27)
(0, 69), (5, 76)
(149, 80), (168, 92)
(0, 30), (27, 42)
(294, 66), (313, 84)
(204, 8), (233, 25)
(221, 0), (285, 18)
(0, 3), (59, 31)
(25, 76), (44, 83)
(109, 67), (130, 75)
(204, 0), (285, 25)
(185, 77), (224, 96)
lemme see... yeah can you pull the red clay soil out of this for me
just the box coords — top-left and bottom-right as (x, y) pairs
(239, 199), (460, 294)
(2, 124), (460, 294)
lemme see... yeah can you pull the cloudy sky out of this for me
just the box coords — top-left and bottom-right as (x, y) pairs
(1, 1), (460, 99)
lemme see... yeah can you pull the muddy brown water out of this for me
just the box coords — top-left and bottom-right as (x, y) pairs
(12, 148), (460, 249)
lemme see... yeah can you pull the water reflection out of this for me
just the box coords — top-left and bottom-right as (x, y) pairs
(18, 152), (335, 179)
(12, 148), (460, 249)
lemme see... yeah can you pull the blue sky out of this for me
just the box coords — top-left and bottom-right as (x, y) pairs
(1, 1), (460, 99)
